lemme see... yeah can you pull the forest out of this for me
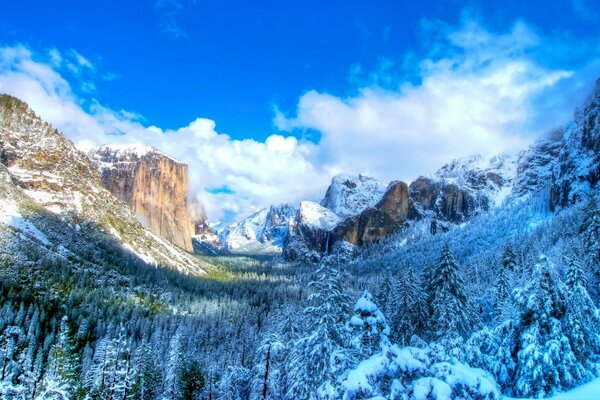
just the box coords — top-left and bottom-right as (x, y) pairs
(1, 183), (599, 400)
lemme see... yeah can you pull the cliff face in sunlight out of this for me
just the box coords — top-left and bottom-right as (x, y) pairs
(89, 144), (195, 252)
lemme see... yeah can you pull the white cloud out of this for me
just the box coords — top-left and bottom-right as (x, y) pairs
(277, 19), (585, 182)
(0, 18), (597, 223)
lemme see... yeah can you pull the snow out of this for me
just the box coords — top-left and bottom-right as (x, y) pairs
(505, 377), (600, 400)
(413, 377), (452, 400)
(298, 201), (341, 230)
(0, 199), (50, 245)
(354, 296), (379, 313)
(217, 204), (296, 254)
(321, 174), (388, 218)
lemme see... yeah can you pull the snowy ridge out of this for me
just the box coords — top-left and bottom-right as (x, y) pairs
(297, 201), (341, 230)
(88, 143), (181, 171)
(217, 204), (297, 254)
(434, 152), (519, 208)
(321, 174), (388, 218)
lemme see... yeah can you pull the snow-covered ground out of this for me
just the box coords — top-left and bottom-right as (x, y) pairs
(505, 377), (600, 400)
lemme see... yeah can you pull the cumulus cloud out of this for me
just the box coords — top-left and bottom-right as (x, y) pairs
(0, 17), (597, 223)
(276, 19), (592, 182)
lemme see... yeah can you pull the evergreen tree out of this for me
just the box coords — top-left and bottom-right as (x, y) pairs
(495, 259), (511, 321)
(180, 361), (205, 400)
(390, 266), (427, 345)
(250, 334), (285, 400)
(564, 254), (600, 367)
(163, 330), (184, 400)
(501, 243), (517, 272)
(580, 197), (600, 300)
(131, 341), (161, 400)
(347, 291), (390, 358)
(39, 316), (80, 399)
(286, 262), (351, 400)
(429, 245), (469, 340)
(513, 256), (585, 397)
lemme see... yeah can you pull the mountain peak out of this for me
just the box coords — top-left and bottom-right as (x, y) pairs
(321, 173), (387, 218)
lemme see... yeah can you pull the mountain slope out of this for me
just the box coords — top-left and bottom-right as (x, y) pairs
(0, 94), (210, 275)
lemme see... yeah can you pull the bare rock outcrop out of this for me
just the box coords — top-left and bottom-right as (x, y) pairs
(89, 144), (195, 251)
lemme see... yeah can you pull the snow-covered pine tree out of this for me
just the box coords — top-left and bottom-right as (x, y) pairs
(501, 243), (517, 272)
(580, 197), (600, 299)
(180, 360), (205, 400)
(377, 272), (393, 317)
(495, 258), (511, 321)
(390, 266), (427, 345)
(429, 245), (469, 340)
(109, 326), (134, 400)
(250, 333), (285, 400)
(163, 330), (184, 400)
(347, 291), (390, 358)
(131, 341), (161, 400)
(513, 256), (586, 397)
(286, 261), (351, 400)
(564, 254), (600, 369)
(38, 316), (81, 399)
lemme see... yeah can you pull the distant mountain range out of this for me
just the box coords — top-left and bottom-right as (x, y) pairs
(2, 78), (600, 264)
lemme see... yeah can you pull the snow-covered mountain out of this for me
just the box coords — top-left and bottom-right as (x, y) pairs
(0, 94), (210, 275)
(217, 204), (297, 254)
(284, 201), (342, 262)
(282, 80), (600, 261)
(321, 174), (388, 218)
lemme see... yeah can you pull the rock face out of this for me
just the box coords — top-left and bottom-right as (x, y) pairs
(321, 174), (388, 218)
(192, 220), (226, 255)
(332, 181), (411, 246)
(284, 201), (342, 262)
(217, 204), (297, 254)
(0, 94), (209, 274)
(550, 79), (600, 209)
(89, 144), (195, 252)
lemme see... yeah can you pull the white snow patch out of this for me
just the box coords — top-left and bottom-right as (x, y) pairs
(0, 200), (50, 244)
(298, 201), (341, 230)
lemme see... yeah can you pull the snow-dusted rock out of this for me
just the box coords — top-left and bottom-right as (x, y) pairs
(321, 174), (387, 218)
(217, 204), (296, 254)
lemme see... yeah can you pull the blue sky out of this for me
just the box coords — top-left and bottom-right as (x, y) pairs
(1, 0), (599, 222)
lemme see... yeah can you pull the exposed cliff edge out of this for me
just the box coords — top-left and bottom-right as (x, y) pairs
(88, 144), (196, 252)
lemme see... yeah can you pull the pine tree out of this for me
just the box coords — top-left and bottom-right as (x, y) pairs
(40, 316), (80, 398)
(429, 245), (469, 340)
(180, 361), (205, 400)
(495, 259), (511, 321)
(501, 243), (517, 272)
(564, 254), (600, 367)
(286, 262), (351, 400)
(581, 197), (600, 264)
(250, 334), (285, 400)
(131, 341), (161, 400)
(390, 266), (428, 345)
(580, 197), (600, 300)
(163, 330), (184, 400)
(514, 256), (586, 397)
(347, 291), (390, 358)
